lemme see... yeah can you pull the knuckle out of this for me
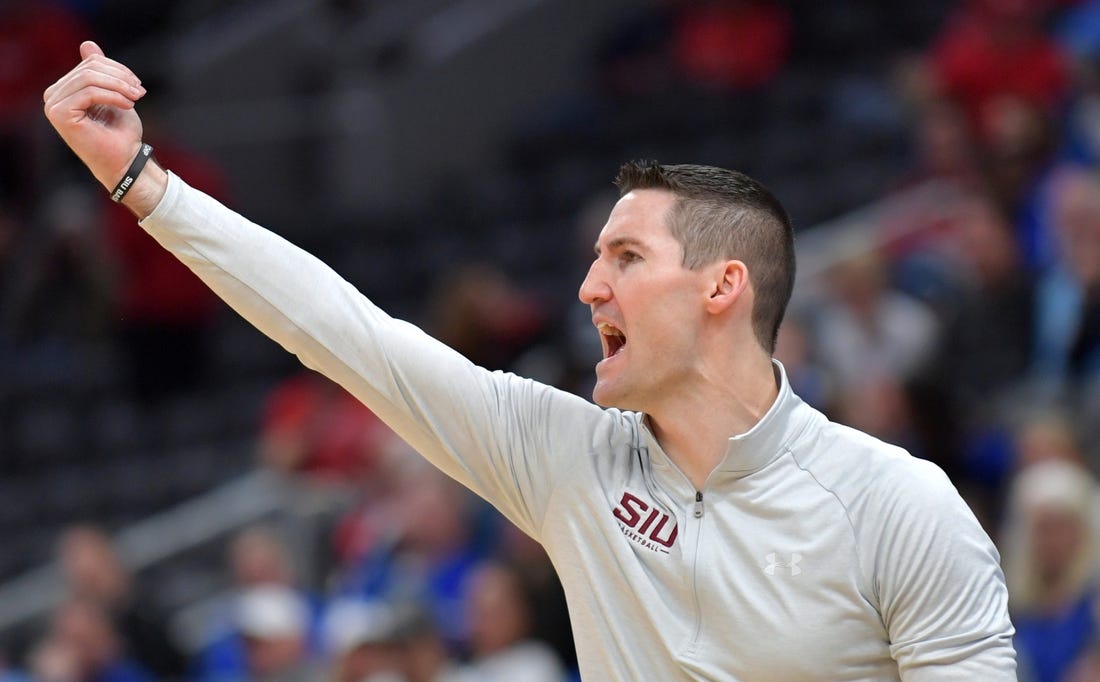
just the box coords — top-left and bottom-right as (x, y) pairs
(79, 72), (103, 88)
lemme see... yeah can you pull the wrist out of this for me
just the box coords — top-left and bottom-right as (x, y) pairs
(120, 159), (168, 219)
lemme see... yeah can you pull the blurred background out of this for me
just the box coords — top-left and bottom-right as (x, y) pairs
(2, 0), (1100, 680)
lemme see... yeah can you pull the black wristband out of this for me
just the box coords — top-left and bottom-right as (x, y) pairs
(110, 143), (154, 203)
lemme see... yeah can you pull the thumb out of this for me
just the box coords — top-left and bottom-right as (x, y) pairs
(79, 40), (105, 60)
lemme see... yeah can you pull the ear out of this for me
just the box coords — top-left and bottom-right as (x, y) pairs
(704, 260), (750, 315)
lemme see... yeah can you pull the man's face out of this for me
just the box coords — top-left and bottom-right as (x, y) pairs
(579, 189), (712, 411)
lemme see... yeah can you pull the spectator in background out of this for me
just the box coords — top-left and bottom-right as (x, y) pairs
(924, 10), (1069, 270)
(259, 371), (395, 485)
(335, 468), (491, 651)
(1003, 460), (1100, 682)
(812, 251), (944, 465)
(815, 251), (940, 391)
(911, 194), (1035, 499)
(1, 183), (113, 381)
(330, 443), (425, 593)
(0, 1), (87, 210)
(194, 525), (320, 682)
(929, 0), (1070, 139)
(258, 371), (401, 593)
(394, 608), (463, 682)
(1014, 411), (1089, 472)
(670, 0), (791, 92)
(322, 599), (404, 682)
(451, 562), (566, 682)
(426, 264), (550, 373)
(1033, 169), (1100, 391)
(228, 525), (300, 589)
(225, 586), (321, 682)
(934, 194), (1033, 406)
(39, 597), (155, 682)
(100, 79), (228, 404)
(899, 98), (984, 189)
(593, 0), (789, 100)
(57, 524), (186, 679)
(928, 191), (1038, 490)
(982, 96), (1061, 269)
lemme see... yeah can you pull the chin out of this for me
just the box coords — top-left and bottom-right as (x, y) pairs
(591, 381), (640, 412)
(590, 383), (616, 408)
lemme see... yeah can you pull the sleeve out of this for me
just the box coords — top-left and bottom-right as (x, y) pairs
(873, 459), (1017, 681)
(138, 173), (604, 539)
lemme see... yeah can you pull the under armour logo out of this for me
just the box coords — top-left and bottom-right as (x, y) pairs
(764, 552), (802, 576)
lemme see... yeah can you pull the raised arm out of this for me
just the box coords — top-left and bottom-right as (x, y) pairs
(43, 41), (167, 218)
(43, 43), (602, 538)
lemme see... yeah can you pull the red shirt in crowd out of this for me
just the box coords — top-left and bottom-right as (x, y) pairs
(930, 1), (1070, 136)
(672, 0), (791, 90)
(0, 2), (86, 128)
(260, 373), (393, 481)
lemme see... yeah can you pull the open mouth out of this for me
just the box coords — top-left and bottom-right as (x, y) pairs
(597, 322), (626, 360)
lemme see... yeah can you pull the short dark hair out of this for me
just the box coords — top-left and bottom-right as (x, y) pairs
(613, 160), (795, 353)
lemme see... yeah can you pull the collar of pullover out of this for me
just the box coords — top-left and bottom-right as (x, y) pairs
(641, 360), (814, 486)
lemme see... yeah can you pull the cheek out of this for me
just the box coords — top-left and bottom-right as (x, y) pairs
(620, 271), (704, 352)
(638, 300), (698, 356)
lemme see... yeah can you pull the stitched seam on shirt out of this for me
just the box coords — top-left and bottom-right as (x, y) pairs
(787, 447), (880, 612)
(538, 412), (634, 539)
(537, 423), (587, 540)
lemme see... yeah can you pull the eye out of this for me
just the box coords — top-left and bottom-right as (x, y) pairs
(618, 250), (642, 266)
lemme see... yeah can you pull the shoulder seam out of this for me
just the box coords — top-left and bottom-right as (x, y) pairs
(787, 447), (882, 612)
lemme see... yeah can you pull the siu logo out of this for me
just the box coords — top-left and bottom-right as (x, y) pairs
(612, 491), (678, 554)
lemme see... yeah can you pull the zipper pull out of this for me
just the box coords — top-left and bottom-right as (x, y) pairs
(694, 491), (704, 518)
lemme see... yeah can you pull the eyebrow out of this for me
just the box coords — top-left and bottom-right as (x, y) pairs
(593, 236), (646, 256)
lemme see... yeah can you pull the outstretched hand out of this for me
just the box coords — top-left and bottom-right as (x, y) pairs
(43, 42), (166, 216)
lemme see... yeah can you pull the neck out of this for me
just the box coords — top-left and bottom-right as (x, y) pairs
(647, 349), (779, 490)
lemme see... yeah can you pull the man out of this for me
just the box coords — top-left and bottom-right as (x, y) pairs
(44, 42), (1015, 680)
(57, 524), (187, 679)
(40, 597), (155, 682)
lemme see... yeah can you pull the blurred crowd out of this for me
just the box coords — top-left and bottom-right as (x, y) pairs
(4, 0), (1100, 681)
(0, 1), (227, 404)
(7, 515), (570, 682)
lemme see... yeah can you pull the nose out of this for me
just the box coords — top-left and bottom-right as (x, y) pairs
(578, 259), (611, 305)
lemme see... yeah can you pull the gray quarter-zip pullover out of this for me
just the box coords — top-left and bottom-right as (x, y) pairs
(139, 174), (1015, 681)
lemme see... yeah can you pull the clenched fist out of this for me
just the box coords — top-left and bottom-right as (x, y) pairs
(43, 41), (167, 217)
